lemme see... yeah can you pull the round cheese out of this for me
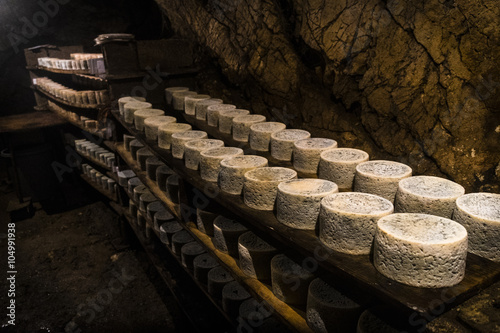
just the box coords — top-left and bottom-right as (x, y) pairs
(218, 109), (250, 134)
(144, 116), (176, 141)
(184, 139), (225, 170)
(199, 147), (244, 182)
(319, 148), (369, 191)
(219, 155), (268, 195)
(171, 130), (208, 159)
(293, 138), (338, 175)
(133, 108), (164, 131)
(270, 129), (311, 161)
(184, 94), (210, 115)
(158, 123), (192, 149)
(232, 114), (267, 142)
(249, 122), (287, 152)
(238, 231), (277, 280)
(206, 104), (236, 127)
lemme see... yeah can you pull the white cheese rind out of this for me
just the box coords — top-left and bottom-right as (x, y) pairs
(144, 116), (176, 141)
(213, 216), (248, 257)
(270, 129), (311, 161)
(164, 87), (188, 104)
(249, 122), (287, 152)
(195, 98), (223, 120)
(318, 148), (369, 191)
(276, 179), (338, 230)
(374, 213), (468, 288)
(232, 114), (266, 142)
(243, 167), (297, 211)
(218, 109), (250, 134)
(133, 108), (164, 131)
(238, 231), (277, 280)
(218, 155), (268, 195)
(354, 160), (412, 203)
(170, 130), (208, 159)
(157, 123), (192, 149)
(171, 91), (197, 111)
(293, 138), (338, 174)
(453, 192), (500, 261)
(199, 147), (244, 182)
(206, 104), (236, 127)
(123, 101), (152, 124)
(183, 139), (224, 170)
(319, 192), (394, 254)
(184, 94), (210, 116)
(395, 176), (465, 218)
(271, 254), (315, 305)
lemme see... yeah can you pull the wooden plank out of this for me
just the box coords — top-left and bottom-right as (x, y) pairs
(0, 111), (67, 133)
(113, 141), (311, 332)
(28, 65), (91, 75)
(77, 151), (112, 171)
(32, 85), (103, 109)
(80, 173), (117, 202)
(46, 104), (109, 139)
(111, 110), (500, 317)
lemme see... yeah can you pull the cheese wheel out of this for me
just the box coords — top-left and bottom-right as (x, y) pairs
(374, 213), (468, 288)
(356, 309), (399, 333)
(249, 122), (287, 152)
(156, 165), (174, 192)
(171, 230), (194, 256)
(453, 192), (500, 261)
(199, 147), (244, 182)
(354, 160), (412, 203)
(193, 253), (219, 285)
(219, 155), (268, 195)
(208, 266), (234, 300)
(146, 201), (164, 222)
(184, 94), (210, 115)
(136, 210), (146, 228)
(239, 298), (285, 332)
(145, 156), (164, 181)
(319, 148), (369, 191)
(118, 96), (146, 115)
(154, 209), (174, 232)
(133, 108), (164, 131)
(395, 176), (465, 218)
(123, 101), (152, 124)
(238, 231), (277, 280)
(171, 130), (208, 159)
(306, 278), (363, 333)
(123, 134), (134, 152)
(271, 254), (314, 305)
(293, 138), (338, 175)
(218, 109), (250, 134)
(196, 207), (220, 236)
(144, 116), (176, 141)
(166, 174), (180, 204)
(195, 98), (223, 120)
(206, 104), (236, 127)
(319, 192), (393, 254)
(139, 193), (156, 212)
(136, 147), (154, 171)
(129, 140), (143, 161)
(117, 169), (136, 187)
(213, 215), (248, 257)
(232, 114), (266, 142)
(133, 185), (150, 203)
(158, 123), (192, 149)
(127, 177), (142, 195)
(243, 167), (297, 211)
(171, 91), (197, 111)
(165, 87), (188, 104)
(181, 241), (206, 271)
(276, 179), (338, 230)
(184, 139), (225, 170)
(270, 129), (311, 161)
(160, 221), (183, 246)
(222, 281), (251, 318)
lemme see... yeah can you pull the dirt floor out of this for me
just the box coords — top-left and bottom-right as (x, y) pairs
(0, 187), (193, 332)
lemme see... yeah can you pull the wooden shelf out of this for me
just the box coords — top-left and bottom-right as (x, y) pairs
(32, 85), (104, 109)
(46, 104), (110, 139)
(115, 206), (232, 332)
(77, 151), (112, 171)
(27, 65), (91, 75)
(111, 110), (500, 318)
(113, 141), (312, 333)
(80, 173), (117, 202)
(0, 111), (67, 133)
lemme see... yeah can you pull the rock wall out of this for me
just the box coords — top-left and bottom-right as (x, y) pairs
(155, 0), (500, 192)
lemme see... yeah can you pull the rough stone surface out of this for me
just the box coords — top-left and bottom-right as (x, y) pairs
(293, 138), (338, 174)
(319, 192), (393, 255)
(208, 266), (234, 300)
(306, 278), (362, 333)
(158, 123), (193, 149)
(134, 109), (165, 131)
(170, 130), (208, 159)
(196, 98), (223, 120)
(271, 254), (315, 305)
(199, 147), (244, 182)
(184, 139), (225, 170)
(271, 129), (311, 162)
(238, 231), (277, 280)
(218, 109), (250, 134)
(184, 94), (211, 115)
(123, 101), (152, 124)
(213, 215), (248, 257)
(318, 148), (370, 191)
(154, 0), (500, 193)
(206, 104), (237, 127)
(243, 167), (298, 211)
(218, 155), (268, 195)
(144, 115), (177, 141)
(453, 192), (500, 261)
(232, 114), (267, 142)
(276, 178), (338, 230)
(395, 175), (465, 218)
(354, 160), (412, 203)
(249, 122), (287, 152)
(374, 213), (468, 288)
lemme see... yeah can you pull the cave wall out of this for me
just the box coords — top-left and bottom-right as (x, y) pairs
(155, 0), (500, 192)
